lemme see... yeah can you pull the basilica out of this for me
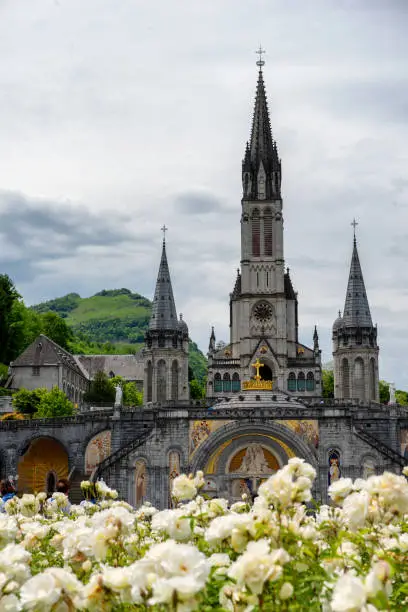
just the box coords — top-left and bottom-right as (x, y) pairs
(2, 59), (407, 507)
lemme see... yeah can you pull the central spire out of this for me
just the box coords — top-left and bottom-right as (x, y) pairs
(242, 48), (281, 200)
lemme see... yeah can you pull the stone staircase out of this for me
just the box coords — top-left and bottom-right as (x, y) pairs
(91, 427), (154, 481)
(353, 427), (407, 468)
(67, 467), (87, 505)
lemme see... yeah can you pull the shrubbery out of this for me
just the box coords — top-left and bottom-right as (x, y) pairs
(0, 461), (407, 610)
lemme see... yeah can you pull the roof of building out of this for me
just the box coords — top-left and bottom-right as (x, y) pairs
(73, 354), (144, 382)
(342, 237), (373, 328)
(149, 240), (179, 332)
(11, 334), (85, 377)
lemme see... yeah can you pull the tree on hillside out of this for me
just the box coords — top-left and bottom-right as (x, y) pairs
(396, 390), (408, 405)
(41, 311), (73, 350)
(0, 364), (8, 385)
(190, 379), (206, 400)
(379, 380), (390, 404)
(35, 387), (74, 418)
(84, 371), (115, 404)
(322, 370), (334, 398)
(12, 388), (47, 417)
(0, 275), (20, 363)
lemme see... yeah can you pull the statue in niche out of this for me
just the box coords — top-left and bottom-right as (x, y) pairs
(328, 450), (341, 485)
(362, 459), (376, 479)
(236, 443), (272, 474)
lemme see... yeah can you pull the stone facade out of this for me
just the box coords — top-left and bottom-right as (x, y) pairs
(0, 400), (406, 507)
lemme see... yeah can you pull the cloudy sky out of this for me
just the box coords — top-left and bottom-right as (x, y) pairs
(1, 0), (408, 387)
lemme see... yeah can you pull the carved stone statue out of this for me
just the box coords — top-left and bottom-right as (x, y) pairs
(236, 443), (272, 474)
(389, 382), (396, 404)
(114, 385), (123, 407)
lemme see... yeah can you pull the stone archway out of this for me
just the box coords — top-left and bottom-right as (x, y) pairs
(18, 437), (69, 494)
(190, 420), (318, 500)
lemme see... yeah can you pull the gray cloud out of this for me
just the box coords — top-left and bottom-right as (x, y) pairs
(173, 191), (225, 215)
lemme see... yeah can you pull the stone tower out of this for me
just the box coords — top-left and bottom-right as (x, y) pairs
(332, 233), (379, 402)
(143, 238), (189, 404)
(207, 56), (321, 398)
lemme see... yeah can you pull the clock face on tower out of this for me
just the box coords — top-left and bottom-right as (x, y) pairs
(253, 301), (274, 323)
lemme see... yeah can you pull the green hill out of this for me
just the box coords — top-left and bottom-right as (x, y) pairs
(31, 289), (207, 382)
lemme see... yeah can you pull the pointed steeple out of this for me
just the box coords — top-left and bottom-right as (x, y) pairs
(242, 50), (281, 200)
(313, 325), (319, 352)
(149, 239), (178, 331)
(208, 326), (216, 354)
(342, 235), (373, 328)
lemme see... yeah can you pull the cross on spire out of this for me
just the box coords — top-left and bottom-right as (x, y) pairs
(351, 218), (358, 240)
(255, 45), (265, 68)
(161, 224), (168, 243)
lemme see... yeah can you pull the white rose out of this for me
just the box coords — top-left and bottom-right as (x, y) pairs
(331, 574), (366, 612)
(328, 478), (354, 503)
(171, 475), (197, 501)
(279, 582), (294, 600)
(19, 573), (61, 610)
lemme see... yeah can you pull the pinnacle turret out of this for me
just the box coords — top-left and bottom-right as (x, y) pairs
(149, 240), (178, 331)
(342, 236), (373, 328)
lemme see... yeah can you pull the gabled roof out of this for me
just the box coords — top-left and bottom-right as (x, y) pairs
(342, 237), (373, 328)
(12, 334), (84, 377)
(74, 354), (144, 382)
(149, 240), (179, 331)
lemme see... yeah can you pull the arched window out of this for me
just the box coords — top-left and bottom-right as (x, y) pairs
(171, 360), (178, 401)
(232, 372), (240, 392)
(157, 359), (167, 402)
(147, 361), (153, 402)
(223, 373), (231, 393)
(297, 372), (305, 392)
(369, 358), (376, 401)
(306, 372), (315, 392)
(341, 358), (350, 398)
(287, 372), (296, 392)
(354, 357), (365, 402)
(252, 209), (260, 257)
(214, 373), (222, 392)
(263, 208), (273, 256)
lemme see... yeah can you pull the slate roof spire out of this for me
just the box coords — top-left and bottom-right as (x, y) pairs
(149, 236), (178, 331)
(342, 233), (373, 328)
(242, 49), (281, 200)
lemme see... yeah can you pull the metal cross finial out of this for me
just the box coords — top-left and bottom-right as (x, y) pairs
(161, 224), (168, 242)
(351, 218), (358, 237)
(255, 45), (265, 68)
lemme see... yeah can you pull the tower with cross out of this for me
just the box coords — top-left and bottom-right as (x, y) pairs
(207, 51), (321, 398)
(142, 228), (190, 404)
(332, 221), (379, 402)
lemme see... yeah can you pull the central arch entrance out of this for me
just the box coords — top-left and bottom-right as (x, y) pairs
(191, 420), (318, 502)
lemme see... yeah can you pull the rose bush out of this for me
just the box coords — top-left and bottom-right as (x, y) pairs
(0, 458), (406, 611)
